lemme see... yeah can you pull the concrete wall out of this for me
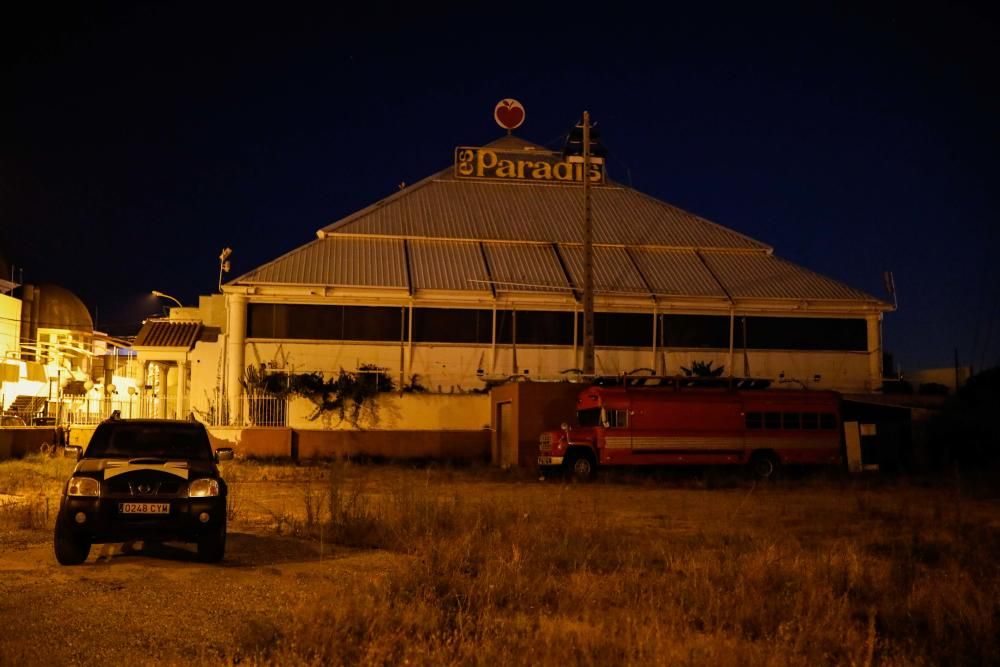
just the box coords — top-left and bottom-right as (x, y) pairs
(0, 427), (58, 459)
(285, 392), (490, 430)
(296, 429), (489, 461)
(0, 294), (20, 361)
(59, 423), (487, 462)
(225, 340), (875, 402)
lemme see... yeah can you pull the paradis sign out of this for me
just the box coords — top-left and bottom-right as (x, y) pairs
(454, 147), (605, 184)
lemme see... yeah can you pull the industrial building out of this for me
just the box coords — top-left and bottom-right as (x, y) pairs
(155, 134), (895, 433)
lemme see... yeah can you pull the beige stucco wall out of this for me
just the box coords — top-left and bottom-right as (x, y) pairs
(188, 339), (223, 421)
(285, 392), (490, 430)
(0, 294), (20, 361)
(238, 340), (874, 394)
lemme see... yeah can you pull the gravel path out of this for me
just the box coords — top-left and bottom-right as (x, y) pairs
(0, 529), (404, 665)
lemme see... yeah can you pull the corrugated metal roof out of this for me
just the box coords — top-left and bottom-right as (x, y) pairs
(232, 237), (882, 304)
(321, 177), (768, 250)
(482, 243), (571, 293)
(558, 245), (650, 295)
(133, 321), (201, 349)
(629, 248), (727, 298)
(234, 237), (408, 288)
(408, 240), (491, 292)
(701, 251), (876, 301)
(227, 135), (886, 307)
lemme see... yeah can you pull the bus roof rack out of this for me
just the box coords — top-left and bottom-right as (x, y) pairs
(590, 375), (773, 390)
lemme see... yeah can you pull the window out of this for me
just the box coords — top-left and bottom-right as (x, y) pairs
(603, 409), (628, 428)
(819, 413), (836, 430)
(764, 412), (781, 429)
(594, 313), (652, 347)
(412, 308), (492, 344)
(746, 412), (763, 429)
(802, 413), (819, 429)
(578, 408), (601, 427)
(247, 304), (405, 341)
(662, 315), (730, 349)
(743, 317), (868, 351)
(783, 412), (801, 429)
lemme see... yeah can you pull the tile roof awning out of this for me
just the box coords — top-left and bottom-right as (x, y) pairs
(133, 320), (202, 350)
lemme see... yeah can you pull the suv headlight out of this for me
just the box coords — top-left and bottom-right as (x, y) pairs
(188, 478), (220, 497)
(67, 477), (100, 497)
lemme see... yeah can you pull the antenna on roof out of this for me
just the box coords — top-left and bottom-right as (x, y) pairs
(883, 270), (897, 309)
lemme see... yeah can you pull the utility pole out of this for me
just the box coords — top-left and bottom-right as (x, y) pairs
(563, 111), (605, 376)
(582, 110), (595, 376)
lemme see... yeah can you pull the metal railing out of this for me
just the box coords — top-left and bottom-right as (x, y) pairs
(242, 394), (289, 427)
(60, 396), (179, 425)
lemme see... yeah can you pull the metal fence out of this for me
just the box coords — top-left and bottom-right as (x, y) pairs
(60, 396), (179, 425)
(241, 395), (289, 427)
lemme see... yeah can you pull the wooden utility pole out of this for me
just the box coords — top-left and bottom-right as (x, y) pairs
(582, 110), (595, 376)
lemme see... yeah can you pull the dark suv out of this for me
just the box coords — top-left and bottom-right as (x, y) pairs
(54, 417), (234, 565)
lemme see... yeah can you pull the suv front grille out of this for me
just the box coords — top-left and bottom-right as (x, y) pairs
(539, 433), (552, 453)
(106, 477), (183, 497)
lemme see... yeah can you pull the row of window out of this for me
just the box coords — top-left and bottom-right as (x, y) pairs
(745, 412), (837, 430)
(246, 304), (868, 351)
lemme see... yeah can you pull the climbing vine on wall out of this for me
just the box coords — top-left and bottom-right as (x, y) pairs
(242, 363), (395, 427)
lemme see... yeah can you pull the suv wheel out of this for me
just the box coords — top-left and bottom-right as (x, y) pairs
(54, 522), (91, 565)
(197, 519), (227, 563)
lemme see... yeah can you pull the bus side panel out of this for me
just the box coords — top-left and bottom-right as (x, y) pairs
(620, 394), (745, 465)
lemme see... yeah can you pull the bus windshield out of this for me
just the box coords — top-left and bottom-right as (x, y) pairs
(577, 408), (601, 427)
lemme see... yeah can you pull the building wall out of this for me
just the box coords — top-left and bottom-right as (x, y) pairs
(234, 339), (874, 394)
(285, 392), (490, 430)
(0, 294), (21, 361)
(189, 339), (224, 421)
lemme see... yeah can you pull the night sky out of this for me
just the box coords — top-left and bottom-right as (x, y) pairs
(2, 2), (997, 373)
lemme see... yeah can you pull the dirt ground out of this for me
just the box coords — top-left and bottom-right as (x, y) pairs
(2, 459), (999, 666)
(0, 526), (406, 666)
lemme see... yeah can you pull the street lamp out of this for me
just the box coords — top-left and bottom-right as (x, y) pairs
(218, 247), (232, 292)
(151, 290), (183, 308)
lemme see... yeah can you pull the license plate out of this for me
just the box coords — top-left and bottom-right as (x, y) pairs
(538, 456), (554, 465)
(119, 502), (170, 514)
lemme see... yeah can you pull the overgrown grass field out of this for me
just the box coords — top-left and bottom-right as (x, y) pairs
(3, 455), (998, 665)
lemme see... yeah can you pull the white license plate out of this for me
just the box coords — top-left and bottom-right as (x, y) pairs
(538, 456), (554, 465)
(119, 502), (170, 514)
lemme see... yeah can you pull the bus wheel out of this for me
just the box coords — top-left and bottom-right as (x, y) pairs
(566, 451), (596, 482)
(749, 452), (780, 480)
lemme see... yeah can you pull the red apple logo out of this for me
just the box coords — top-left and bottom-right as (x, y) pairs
(494, 99), (525, 130)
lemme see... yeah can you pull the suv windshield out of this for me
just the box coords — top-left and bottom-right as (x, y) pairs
(84, 423), (214, 461)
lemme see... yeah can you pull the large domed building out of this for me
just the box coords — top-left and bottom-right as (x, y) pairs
(18, 283), (94, 370)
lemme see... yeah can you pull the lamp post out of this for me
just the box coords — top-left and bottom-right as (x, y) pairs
(218, 247), (232, 292)
(151, 290), (183, 309)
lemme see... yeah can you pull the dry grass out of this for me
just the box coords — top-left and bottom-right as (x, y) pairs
(0, 453), (73, 533)
(1, 454), (997, 665)
(235, 463), (1000, 667)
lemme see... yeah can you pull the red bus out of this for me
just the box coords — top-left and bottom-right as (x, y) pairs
(538, 383), (842, 480)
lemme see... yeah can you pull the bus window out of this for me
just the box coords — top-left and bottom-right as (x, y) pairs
(746, 412), (762, 429)
(578, 408), (601, 427)
(783, 412), (801, 429)
(802, 413), (819, 429)
(764, 412), (781, 429)
(604, 409), (628, 428)
(819, 413), (836, 430)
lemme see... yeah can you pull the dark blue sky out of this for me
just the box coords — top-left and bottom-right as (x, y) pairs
(2, 2), (997, 372)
